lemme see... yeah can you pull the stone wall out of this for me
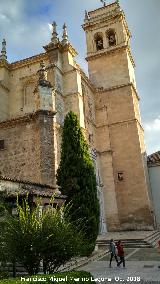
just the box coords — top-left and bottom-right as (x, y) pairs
(110, 120), (153, 229)
(0, 84), (9, 121)
(0, 111), (55, 186)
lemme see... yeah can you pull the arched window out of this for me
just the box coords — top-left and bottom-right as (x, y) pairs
(106, 29), (116, 47)
(94, 32), (104, 51)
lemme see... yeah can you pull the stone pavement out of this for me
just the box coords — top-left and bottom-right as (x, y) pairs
(79, 260), (160, 283)
(78, 248), (160, 283)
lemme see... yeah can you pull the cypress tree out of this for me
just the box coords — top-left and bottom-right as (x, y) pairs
(56, 111), (100, 252)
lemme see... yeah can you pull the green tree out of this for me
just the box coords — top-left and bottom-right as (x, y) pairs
(56, 111), (100, 253)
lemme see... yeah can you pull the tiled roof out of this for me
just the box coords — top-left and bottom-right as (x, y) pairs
(0, 176), (66, 199)
(147, 151), (160, 165)
(0, 175), (55, 189)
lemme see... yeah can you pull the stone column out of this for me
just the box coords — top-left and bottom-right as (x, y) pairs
(34, 62), (57, 186)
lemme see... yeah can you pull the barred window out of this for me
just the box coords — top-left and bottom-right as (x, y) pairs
(94, 32), (104, 51)
(117, 172), (124, 181)
(106, 29), (116, 47)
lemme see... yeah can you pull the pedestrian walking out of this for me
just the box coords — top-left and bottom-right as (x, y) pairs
(109, 239), (118, 268)
(117, 240), (125, 268)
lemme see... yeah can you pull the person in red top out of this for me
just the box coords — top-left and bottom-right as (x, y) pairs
(117, 240), (125, 268)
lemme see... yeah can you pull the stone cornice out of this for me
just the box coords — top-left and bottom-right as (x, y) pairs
(121, 11), (131, 38)
(10, 53), (47, 70)
(0, 110), (56, 129)
(83, 4), (121, 31)
(83, 11), (120, 31)
(86, 44), (126, 60)
(96, 118), (144, 132)
(0, 81), (10, 92)
(44, 41), (77, 58)
(127, 46), (135, 68)
(95, 82), (139, 99)
(109, 118), (144, 132)
(88, 2), (118, 16)
(86, 44), (135, 68)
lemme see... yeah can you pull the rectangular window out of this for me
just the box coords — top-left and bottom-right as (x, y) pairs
(117, 172), (124, 181)
(0, 140), (5, 150)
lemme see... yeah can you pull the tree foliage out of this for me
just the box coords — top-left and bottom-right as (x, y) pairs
(56, 111), (100, 252)
(0, 197), (84, 275)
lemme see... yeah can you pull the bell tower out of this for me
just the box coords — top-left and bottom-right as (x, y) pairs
(83, 1), (154, 230)
(83, 1), (136, 89)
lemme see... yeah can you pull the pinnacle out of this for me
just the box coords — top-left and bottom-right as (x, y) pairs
(0, 38), (7, 61)
(62, 22), (69, 45)
(51, 21), (59, 45)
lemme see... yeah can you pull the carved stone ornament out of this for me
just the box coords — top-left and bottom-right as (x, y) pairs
(51, 21), (59, 45)
(62, 23), (69, 45)
(37, 61), (52, 88)
(100, 0), (106, 6)
(0, 39), (7, 60)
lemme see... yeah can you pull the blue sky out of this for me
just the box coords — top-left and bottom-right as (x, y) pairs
(0, 0), (159, 154)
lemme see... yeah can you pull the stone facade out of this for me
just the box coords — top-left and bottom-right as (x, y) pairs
(0, 1), (154, 231)
(0, 111), (56, 186)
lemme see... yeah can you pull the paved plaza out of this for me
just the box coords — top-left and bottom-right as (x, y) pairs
(79, 248), (160, 283)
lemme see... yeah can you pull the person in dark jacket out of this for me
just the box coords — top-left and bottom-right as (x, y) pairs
(117, 240), (125, 268)
(109, 239), (118, 268)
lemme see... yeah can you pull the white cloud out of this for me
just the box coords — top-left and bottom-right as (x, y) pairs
(144, 116), (160, 154)
(0, 0), (23, 21)
(0, 0), (54, 61)
(48, 23), (53, 31)
(0, 14), (10, 21)
(144, 117), (160, 132)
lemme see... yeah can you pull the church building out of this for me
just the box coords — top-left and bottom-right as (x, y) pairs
(0, 1), (154, 231)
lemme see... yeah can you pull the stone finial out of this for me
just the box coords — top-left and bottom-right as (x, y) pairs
(0, 39), (7, 61)
(100, 0), (106, 6)
(37, 61), (51, 87)
(85, 10), (89, 21)
(51, 21), (59, 44)
(62, 23), (69, 45)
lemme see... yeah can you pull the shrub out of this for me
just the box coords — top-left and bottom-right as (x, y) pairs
(0, 197), (84, 275)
